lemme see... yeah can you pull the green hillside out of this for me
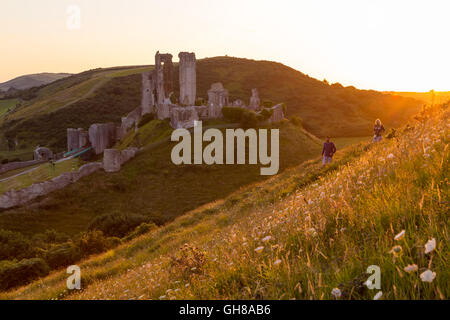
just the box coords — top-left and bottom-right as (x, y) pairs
(0, 119), (322, 236)
(2, 103), (446, 300)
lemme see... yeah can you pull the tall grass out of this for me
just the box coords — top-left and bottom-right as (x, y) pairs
(1, 105), (447, 300)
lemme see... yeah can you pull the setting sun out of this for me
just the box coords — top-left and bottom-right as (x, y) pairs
(1, 0), (449, 91)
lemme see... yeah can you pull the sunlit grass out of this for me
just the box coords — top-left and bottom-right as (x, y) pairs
(1, 106), (447, 300)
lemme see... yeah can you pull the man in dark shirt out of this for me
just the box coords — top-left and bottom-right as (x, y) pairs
(322, 136), (337, 166)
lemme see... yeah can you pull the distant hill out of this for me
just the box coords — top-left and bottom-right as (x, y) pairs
(384, 91), (450, 105)
(0, 73), (72, 92)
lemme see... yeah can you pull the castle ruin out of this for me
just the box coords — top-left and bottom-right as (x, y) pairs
(66, 50), (285, 158)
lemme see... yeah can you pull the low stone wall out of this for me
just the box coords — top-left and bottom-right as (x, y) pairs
(268, 104), (285, 123)
(0, 160), (45, 175)
(0, 147), (141, 210)
(0, 162), (103, 209)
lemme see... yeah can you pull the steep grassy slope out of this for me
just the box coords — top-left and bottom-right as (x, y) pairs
(0, 120), (322, 236)
(3, 104), (446, 300)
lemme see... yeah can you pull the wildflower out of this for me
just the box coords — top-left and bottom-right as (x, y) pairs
(262, 236), (272, 242)
(420, 270), (436, 283)
(404, 264), (418, 273)
(273, 259), (282, 266)
(331, 288), (342, 299)
(254, 246), (264, 253)
(389, 245), (402, 256)
(424, 238), (436, 254)
(387, 153), (395, 159)
(307, 228), (317, 237)
(373, 291), (383, 300)
(185, 284), (190, 288)
(159, 295), (166, 300)
(394, 230), (405, 241)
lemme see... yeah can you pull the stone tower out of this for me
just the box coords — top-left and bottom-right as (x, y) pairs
(178, 52), (196, 106)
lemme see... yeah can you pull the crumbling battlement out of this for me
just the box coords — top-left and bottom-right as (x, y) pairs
(178, 52), (197, 106)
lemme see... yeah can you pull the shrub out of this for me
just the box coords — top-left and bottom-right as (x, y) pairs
(290, 115), (303, 128)
(76, 231), (115, 256)
(241, 111), (261, 128)
(195, 98), (205, 106)
(0, 229), (33, 261)
(123, 222), (157, 242)
(88, 213), (151, 238)
(0, 258), (50, 291)
(169, 92), (177, 104)
(44, 242), (81, 269)
(138, 113), (155, 128)
(262, 100), (274, 109)
(222, 106), (248, 122)
(32, 229), (69, 245)
(260, 108), (274, 120)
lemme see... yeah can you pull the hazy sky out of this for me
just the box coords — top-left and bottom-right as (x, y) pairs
(1, 0), (449, 91)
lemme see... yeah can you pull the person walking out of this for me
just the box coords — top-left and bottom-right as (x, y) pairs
(373, 119), (385, 142)
(322, 136), (336, 166)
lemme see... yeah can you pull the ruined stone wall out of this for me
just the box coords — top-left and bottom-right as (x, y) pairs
(161, 54), (174, 98)
(67, 128), (80, 151)
(268, 104), (285, 123)
(78, 129), (89, 148)
(0, 162), (103, 209)
(170, 106), (201, 129)
(88, 123), (117, 155)
(248, 88), (261, 110)
(0, 159), (45, 175)
(0, 147), (140, 209)
(207, 82), (228, 118)
(178, 52), (196, 106)
(141, 72), (153, 115)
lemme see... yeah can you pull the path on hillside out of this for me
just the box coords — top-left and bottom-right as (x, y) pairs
(0, 157), (73, 184)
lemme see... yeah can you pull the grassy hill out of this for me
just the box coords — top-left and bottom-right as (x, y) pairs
(2, 103), (447, 300)
(0, 73), (72, 92)
(0, 119), (322, 236)
(0, 57), (421, 160)
(0, 66), (152, 156)
(190, 57), (422, 137)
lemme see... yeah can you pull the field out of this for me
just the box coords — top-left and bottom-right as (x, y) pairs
(2, 104), (446, 300)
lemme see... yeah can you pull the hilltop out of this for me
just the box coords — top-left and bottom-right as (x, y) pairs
(0, 73), (72, 93)
(0, 57), (421, 160)
(384, 91), (450, 105)
(1, 103), (447, 300)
